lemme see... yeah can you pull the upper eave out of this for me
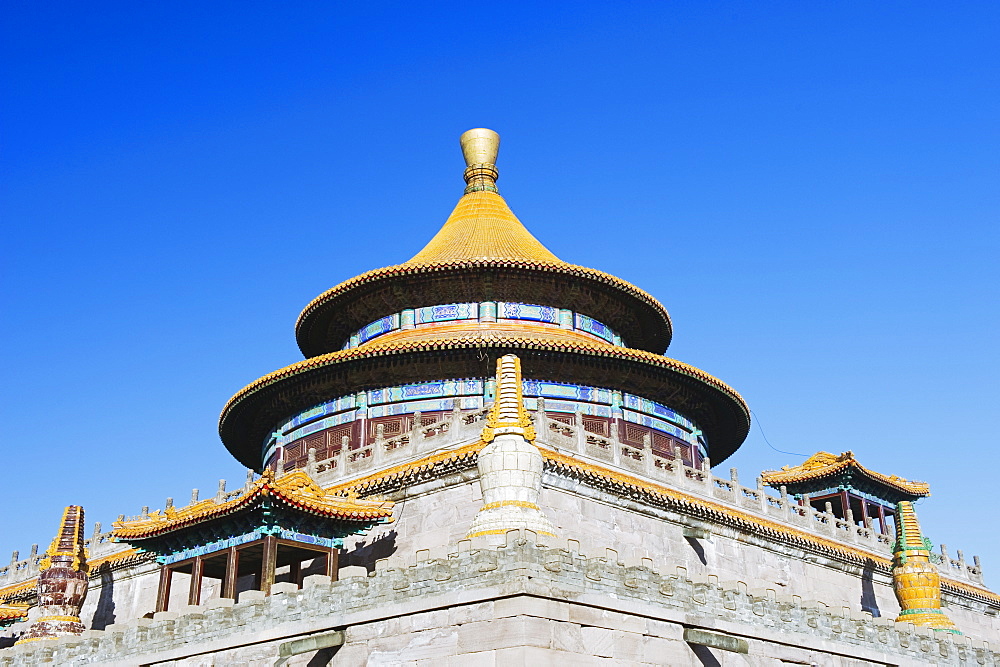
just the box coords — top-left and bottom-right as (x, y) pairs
(294, 258), (674, 358)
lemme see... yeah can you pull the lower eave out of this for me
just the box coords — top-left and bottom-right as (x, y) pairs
(218, 337), (750, 470)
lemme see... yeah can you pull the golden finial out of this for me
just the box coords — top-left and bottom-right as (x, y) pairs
(460, 128), (500, 194)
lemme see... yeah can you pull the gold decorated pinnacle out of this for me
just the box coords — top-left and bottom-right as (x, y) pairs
(460, 128), (500, 194)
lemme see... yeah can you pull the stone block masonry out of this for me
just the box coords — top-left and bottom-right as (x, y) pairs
(2, 530), (995, 665)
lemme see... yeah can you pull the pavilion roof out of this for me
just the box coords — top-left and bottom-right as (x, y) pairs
(760, 451), (930, 498)
(113, 470), (393, 541)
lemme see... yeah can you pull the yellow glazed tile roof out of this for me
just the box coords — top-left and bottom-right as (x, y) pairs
(363, 321), (616, 350)
(760, 451), (930, 497)
(407, 191), (561, 265)
(113, 469), (393, 540)
(0, 580), (36, 602)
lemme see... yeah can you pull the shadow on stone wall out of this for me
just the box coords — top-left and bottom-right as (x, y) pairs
(685, 537), (708, 566)
(341, 530), (398, 573)
(860, 558), (881, 617)
(690, 644), (723, 666)
(91, 564), (116, 630)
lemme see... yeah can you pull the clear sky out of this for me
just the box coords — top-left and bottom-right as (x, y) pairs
(3, 2), (998, 586)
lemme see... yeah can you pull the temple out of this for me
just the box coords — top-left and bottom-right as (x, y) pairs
(0, 129), (997, 665)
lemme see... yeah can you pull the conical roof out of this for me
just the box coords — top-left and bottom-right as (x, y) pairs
(406, 190), (561, 265)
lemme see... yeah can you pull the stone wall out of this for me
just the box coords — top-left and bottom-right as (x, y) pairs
(1, 532), (995, 666)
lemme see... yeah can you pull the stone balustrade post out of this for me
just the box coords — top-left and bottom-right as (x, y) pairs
(216, 480), (227, 502)
(190, 488), (199, 503)
(307, 447), (317, 476)
(411, 411), (423, 450)
(673, 445), (685, 485)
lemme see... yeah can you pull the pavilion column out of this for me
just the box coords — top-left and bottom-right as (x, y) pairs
(261, 535), (278, 594)
(155, 566), (173, 613)
(840, 490), (852, 523)
(877, 504), (887, 535)
(188, 556), (204, 606)
(289, 559), (301, 588)
(326, 547), (340, 581)
(222, 547), (239, 599)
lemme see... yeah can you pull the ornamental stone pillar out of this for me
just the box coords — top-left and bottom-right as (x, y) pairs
(15, 506), (88, 644)
(467, 355), (556, 539)
(891, 500), (961, 634)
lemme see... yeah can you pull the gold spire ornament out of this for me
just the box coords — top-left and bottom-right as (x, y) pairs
(891, 501), (961, 633)
(460, 128), (500, 194)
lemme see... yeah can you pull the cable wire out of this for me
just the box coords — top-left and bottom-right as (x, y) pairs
(749, 408), (808, 457)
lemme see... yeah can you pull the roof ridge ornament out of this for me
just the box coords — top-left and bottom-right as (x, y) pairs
(460, 128), (500, 194)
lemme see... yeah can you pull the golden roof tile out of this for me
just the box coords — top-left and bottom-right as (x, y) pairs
(406, 191), (561, 265)
(760, 451), (930, 497)
(113, 470), (393, 540)
(362, 321), (616, 349)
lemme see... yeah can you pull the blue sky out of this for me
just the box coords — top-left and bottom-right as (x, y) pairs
(3, 2), (998, 585)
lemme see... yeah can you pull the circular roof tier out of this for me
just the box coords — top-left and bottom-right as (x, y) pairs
(296, 129), (671, 357)
(219, 334), (750, 471)
(295, 252), (674, 359)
